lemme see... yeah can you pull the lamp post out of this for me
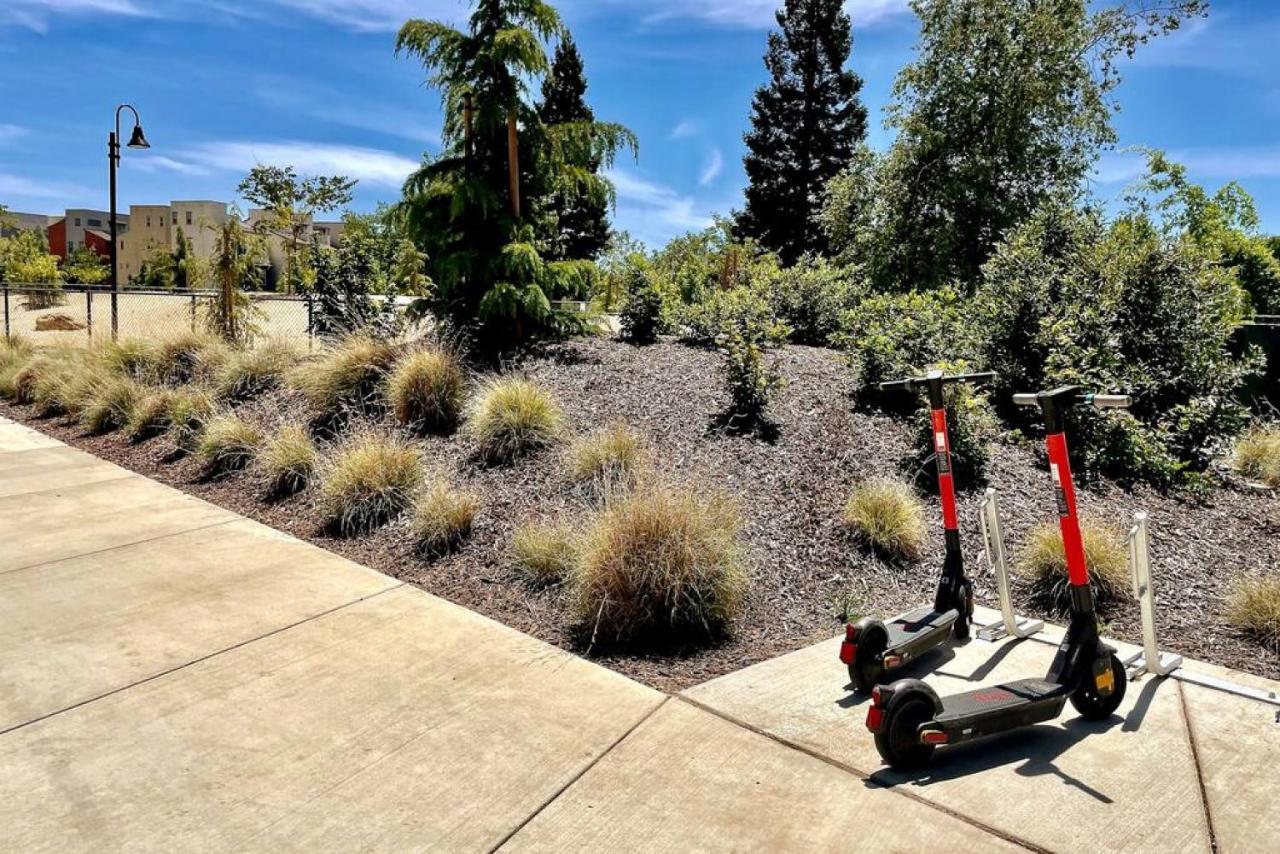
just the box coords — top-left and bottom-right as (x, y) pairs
(108, 104), (150, 339)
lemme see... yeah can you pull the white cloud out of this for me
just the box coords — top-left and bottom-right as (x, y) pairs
(0, 171), (91, 200)
(669, 119), (701, 140)
(0, 125), (29, 145)
(607, 168), (713, 245)
(262, 0), (466, 33)
(253, 81), (441, 146)
(2, 0), (149, 32)
(632, 0), (911, 29)
(1095, 146), (1280, 186)
(154, 142), (420, 188)
(698, 148), (724, 186)
(129, 155), (214, 177)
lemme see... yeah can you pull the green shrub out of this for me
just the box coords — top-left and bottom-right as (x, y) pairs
(1226, 575), (1280, 650)
(386, 347), (467, 433)
(167, 388), (216, 452)
(680, 286), (790, 349)
(196, 415), (262, 476)
(81, 375), (142, 434)
(720, 331), (784, 427)
(512, 520), (578, 586)
(834, 288), (970, 393)
(843, 479), (927, 561)
(216, 340), (301, 401)
(1016, 520), (1129, 613)
(101, 338), (160, 381)
(566, 422), (646, 490)
(157, 333), (229, 385)
(321, 433), (424, 535)
(911, 372), (999, 490)
(765, 257), (863, 346)
(466, 377), (564, 463)
(619, 264), (666, 345)
(1234, 427), (1280, 488)
(570, 481), (747, 643)
(125, 389), (177, 442)
(290, 334), (399, 412)
(411, 482), (479, 556)
(262, 425), (318, 497)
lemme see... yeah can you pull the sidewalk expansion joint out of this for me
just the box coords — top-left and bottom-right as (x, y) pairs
(1176, 680), (1220, 853)
(0, 516), (239, 578)
(0, 471), (136, 500)
(676, 694), (1046, 854)
(0, 583), (406, 739)
(488, 694), (672, 853)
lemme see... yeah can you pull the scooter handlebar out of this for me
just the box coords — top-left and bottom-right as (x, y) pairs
(1087, 394), (1132, 410)
(877, 371), (997, 392)
(877, 379), (914, 392)
(1013, 393), (1039, 408)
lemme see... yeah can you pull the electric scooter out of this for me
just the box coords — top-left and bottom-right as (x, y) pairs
(866, 387), (1130, 770)
(839, 369), (995, 692)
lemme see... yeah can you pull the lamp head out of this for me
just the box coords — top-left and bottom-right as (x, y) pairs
(126, 124), (150, 150)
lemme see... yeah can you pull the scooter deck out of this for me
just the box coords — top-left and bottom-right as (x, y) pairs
(884, 606), (959, 656)
(935, 678), (1071, 740)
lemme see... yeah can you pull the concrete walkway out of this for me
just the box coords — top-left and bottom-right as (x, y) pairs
(1, 416), (1277, 852)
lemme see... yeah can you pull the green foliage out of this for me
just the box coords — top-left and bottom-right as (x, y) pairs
(843, 479), (927, 561)
(101, 338), (161, 382)
(61, 247), (109, 285)
(240, 165), (357, 294)
(386, 346), (468, 433)
(720, 330), (784, 428)
(618, 262), (666, 344)
(156, 333), (229, 386)
(651, 219), (779, 306)
(321, 432), (424, 535)
(466, 376), (565, 463)
(196, 415), (263, 477)
(833, 288), (969, 392)
(411, 482), (480, 556)
(679, 285), (790, 349)
(165, 388), (215, 453)
(764, 255), (863, 346)
(0, 228), (61, 285)
(566, 422), (646, 491)
(976, 200), (1255, 484)
(204, 212), (266, 345)
(309, 210), (418, 336)
(911, 372), (999, 490)
(738, 0), (867, 264)
(262, 425), (318, 498)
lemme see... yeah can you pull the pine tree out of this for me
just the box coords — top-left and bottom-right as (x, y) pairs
(537, 37), (611, 261)
(738, 0), (867, 265)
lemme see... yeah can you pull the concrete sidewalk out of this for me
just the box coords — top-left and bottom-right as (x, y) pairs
(1, 416), (1277, 852)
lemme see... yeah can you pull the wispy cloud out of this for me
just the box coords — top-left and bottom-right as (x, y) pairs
(629, 0), (911, 30)
(698, 148), (724, 186)
(129, 155), (214, 177)
(2, 0), (150, 32)
(171, 141), (420, 188)
(669, 119), (701, 140)
(0, 171), (91, 200)
(0, 125), (29, 145)
(607, 168), (713, 245)
(1095, 146), (1280, 186)
(253, 80), (441, 146)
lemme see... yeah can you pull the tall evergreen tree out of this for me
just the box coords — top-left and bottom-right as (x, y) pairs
(738, 0), (867, 265)
(537, 37), (611, 262)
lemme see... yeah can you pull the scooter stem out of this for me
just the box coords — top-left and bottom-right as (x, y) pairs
(1045, 432), (1090, 590)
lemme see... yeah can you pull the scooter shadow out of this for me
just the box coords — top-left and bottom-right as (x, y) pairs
(868, 715), (1124, 803)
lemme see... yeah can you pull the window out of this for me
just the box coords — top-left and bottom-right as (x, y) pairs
(88, 218), (102, 227)
(74, 218), (81, 227)
(185, 211), (193, 226)
(146, 216), (151, 228)
(172, 212), (177, 225)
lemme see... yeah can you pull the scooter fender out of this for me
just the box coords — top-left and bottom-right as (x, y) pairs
(840, 616), (887, 666)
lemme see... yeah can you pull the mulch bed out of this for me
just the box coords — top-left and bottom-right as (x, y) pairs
(6, 335), (1278, 692)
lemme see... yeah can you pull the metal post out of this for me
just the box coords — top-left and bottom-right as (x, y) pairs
(3, 285), (9, 339)
(109, 130), (120, 341)
(1122, 512), (1183, 679)
(190, 294), (197, 332)
(977, 488), (1044, 642)
(86, 289), (93, 342)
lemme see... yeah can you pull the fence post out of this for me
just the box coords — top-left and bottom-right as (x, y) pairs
(3, 285), (9, 340)
(190, 294), (197, 333)
(306, 293), (315, 346)
(86, 290), (94, 343)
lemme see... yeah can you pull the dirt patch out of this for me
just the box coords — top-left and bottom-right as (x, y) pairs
(6, 335), (1278, 692)
(35, 314), (87, 332)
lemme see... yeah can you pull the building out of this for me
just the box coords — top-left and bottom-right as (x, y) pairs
(60, 208), (126, 258)
(247, 208), (344, 291)
(1, 210), (59, 239)
(116, 201), (230, 284)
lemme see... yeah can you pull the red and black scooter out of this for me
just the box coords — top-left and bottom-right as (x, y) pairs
(866, 387), (1130, 770)
(839, 369), (995, 692)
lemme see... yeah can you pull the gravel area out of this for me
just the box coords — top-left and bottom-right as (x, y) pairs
(6, 335), (1278, 692)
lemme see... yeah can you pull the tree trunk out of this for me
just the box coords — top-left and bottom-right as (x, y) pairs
(507, 111), (521, 220)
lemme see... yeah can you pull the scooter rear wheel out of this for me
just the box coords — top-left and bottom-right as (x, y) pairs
(875, 694), (936, 771)
(1070, 653), (1127, 721)
(849, 624), (888, 693)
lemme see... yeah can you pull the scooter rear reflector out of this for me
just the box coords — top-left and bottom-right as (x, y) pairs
(839, 642), (857, 665)
(920, 730), (949, 745)
(883, 654), (903, 668)
(866, 705), (884, 733)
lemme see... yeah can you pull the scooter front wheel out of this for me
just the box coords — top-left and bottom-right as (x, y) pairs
(875, 694), (936, 771)
(1070, 653), (1127, 721)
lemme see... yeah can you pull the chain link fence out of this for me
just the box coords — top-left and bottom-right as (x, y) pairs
(1, 283), (314, 346)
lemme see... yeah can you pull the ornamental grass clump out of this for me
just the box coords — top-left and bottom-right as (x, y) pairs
(216, 340), (302, 401)
(466, 377), (564, 464)
(196, 415), (262, 477)
(571, 481), (748, 644)
(157, 333), (229, 385)
(101, 338), (160, 381)
(1226, 575), (1280, 650)
(321, 432), (424, 536)
(0, 337), (33, 398)
(167, 388), (216, 452)
(565, 422), (646, 492)
(125, 388), (177, 442)
(386, 346), (467, 434)
(261, 425), (318, 498)
(843, 479), (928, 561)
(1017, 520), (1129, 613)
(291, 334), (399, 412)
(1234, 428), (1280, 489)
(81, 374), (142, 434)
(512, 520), (578, 586)
(411, 482), (479, 556)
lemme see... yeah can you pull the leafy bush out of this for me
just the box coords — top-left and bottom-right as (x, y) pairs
(262, 425), (318, 498)
(100, 338), (160, 381)
(386, 346), (467, 433)
(1016, 520), (1129, 613)
(765, 256), (863, 346)
(321, 433), (424, 535)
(720, 330), (783, 428)
(411, 482), (479, 556)
(167, 388), (216, 452)
(196, 415), (262, 477)
(566, 422), (646, 491)
(466, 377), (565, 463)
(571, 481), (747, 643)
(679, 286), (790, 349)
(157, 333), (229, 385)
(976, 202), (1256, 485)
(618, 263), (667, 345)
(910, 371), (999, 490)
(833, 288), (969, 393)
(216, 340), (301, 401)
(843, 479), (927, 561)
(290, 334), (399, 412)
(512, 520), (578, 586)
(125, 389), (177, 442)
(1234, 427), (1280, 488)
(1226, 575), (1280, 650)
(81, 375), (142, 434)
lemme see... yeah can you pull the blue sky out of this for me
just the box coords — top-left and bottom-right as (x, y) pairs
(2, 0), (1279, 247)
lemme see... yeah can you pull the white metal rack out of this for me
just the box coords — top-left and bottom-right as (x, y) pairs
(976, 488), (1044, 642)
(1122, 512), (1183, 679)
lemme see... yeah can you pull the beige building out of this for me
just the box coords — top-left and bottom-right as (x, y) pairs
(116, 201), (229, 285)
(247, 209), (344, 291)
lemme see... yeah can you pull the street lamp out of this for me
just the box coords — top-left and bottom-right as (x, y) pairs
(108, 104), (150, 339)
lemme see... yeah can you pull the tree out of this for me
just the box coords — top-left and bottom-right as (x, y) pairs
(536, 36), (611, 261)
(737, 0), (867, 264)
(866, 0), (1206, 292)
(395, 0), (635, 346)
(239, 165), (356, 294)
(0, 228), (63, 308)
(205, 211), (265, 345)
(60, 247), (109, 285)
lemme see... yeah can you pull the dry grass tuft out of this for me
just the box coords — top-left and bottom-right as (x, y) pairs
(81, 375), (142, 434)
(1016, 520), (1129, 612)
(167, 388), (216, 452)
(321, 432), (423, 536)
(1235, 428), (1280, 489)
(125, 388), (177, 442)
(216, 340), (302, 401)
(1226, 575), (1280, 650)
(262, 425), (318, 498)
(842, 479), (928, 561)
(570, 481), (747, 643)
(386, 346), (467, 434)
(157, 333), (229, 385)
(411, 481), (480, 555)
(101, 338), (161, 381)
(196, 415), (262, 476)
(566, 422), (646, 492)
(291, 334), (399, 412)
(512, 520), (578, 586)
(466, 376), (565, 464)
